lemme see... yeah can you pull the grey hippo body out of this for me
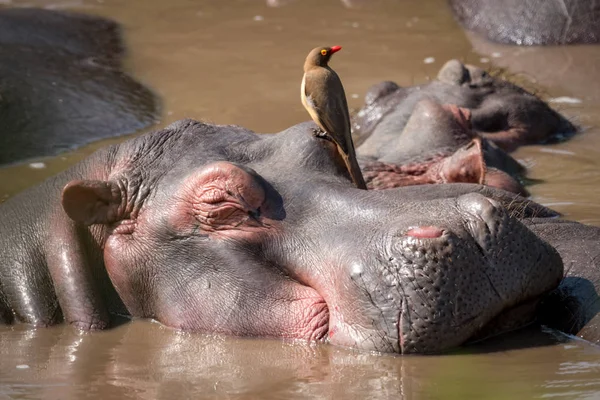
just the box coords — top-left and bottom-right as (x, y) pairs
(358, 98), (529, 196)
(448, 0), (600, 45)
(0, 8), (160, 166)
(0, 119), (581, 354)
(354, 60), (576, 155)
(353, 60), (578, 195)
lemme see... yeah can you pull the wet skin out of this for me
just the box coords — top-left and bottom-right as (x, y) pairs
(358, 98), (529, 196)
(353, 59), (576, 154)
(0, 8), (160, 166)
(393, 184), (600, 346)
(448, 0), (600, 45)
(0, 120), (566, 354)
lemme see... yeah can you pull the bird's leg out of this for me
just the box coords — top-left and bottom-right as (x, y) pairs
(312, 127), (334, 143)
(311, 126), (326, 137)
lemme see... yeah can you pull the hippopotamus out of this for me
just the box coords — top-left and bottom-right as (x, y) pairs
(448, 0), (600, 45)
(1, 118), (581, 355)
(353, 59), (577, 154)
(0, 8), (160, 166)
(358, 99), (529, 196)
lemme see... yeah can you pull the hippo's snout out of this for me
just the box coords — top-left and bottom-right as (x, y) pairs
(403, 194), (499, 241)
(387, 194), (563, 354)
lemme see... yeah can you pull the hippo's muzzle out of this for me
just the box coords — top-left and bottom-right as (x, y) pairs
(388, 194), (563, 353)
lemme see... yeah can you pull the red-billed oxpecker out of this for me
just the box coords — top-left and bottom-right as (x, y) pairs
(301, 46), (367, 190)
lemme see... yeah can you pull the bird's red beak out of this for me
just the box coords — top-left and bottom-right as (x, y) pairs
(330, 46), (342, 53)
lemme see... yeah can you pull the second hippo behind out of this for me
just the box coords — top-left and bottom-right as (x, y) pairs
(353, 59), (576, 154)
(358, 98), (530, 196)
(0, 120), (563, 354)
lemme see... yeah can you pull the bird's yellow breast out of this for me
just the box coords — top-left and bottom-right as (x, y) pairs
(300, 74), (308, 107)
(301, 73), (321, 124)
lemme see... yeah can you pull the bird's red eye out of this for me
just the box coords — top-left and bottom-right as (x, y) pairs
(320, 49), (327, 56)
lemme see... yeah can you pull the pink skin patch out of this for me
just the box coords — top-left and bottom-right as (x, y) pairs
(405, 226), (444, 238)
(443, 104), (472, 130)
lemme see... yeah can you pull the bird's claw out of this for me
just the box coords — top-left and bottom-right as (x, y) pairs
(312, 127), (327, 138)
(312, 128), (335, 144)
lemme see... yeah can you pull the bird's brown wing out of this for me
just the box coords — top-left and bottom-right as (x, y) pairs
(303, 67), (352, 154)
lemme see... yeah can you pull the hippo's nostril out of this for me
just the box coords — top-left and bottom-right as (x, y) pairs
(456, 193), (505, 248)
(456, 193), (500, 221)
(405, 226), (444, 239)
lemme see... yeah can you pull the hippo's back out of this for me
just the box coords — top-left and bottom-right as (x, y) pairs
(448, 0), (600, 45)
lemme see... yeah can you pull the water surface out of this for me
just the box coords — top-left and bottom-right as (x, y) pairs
(1, 0), (599, 398)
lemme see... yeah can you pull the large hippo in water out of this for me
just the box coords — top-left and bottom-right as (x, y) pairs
(0, 8), (160, 166)
(0, 119), (577, 354)
(353, 59), (576, 154)
(448, 0), (600, 45)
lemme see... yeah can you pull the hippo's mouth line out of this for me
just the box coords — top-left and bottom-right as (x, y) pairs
(465, 297), (542, 345)
(393, 249), (534, 354)
(398, 297), (406, 353)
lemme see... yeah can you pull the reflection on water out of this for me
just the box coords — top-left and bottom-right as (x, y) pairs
(0, 0), (599, 398)
(1, 322), (600, 399)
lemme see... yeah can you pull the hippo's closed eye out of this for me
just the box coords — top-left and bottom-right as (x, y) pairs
(170, 161), (282, 238)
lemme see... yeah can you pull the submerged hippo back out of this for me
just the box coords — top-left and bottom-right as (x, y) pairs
(448, 0), (600, 45)
(0, 8), (160, 166)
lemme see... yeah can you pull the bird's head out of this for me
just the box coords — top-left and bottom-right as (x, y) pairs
(304, 46), (342, 70)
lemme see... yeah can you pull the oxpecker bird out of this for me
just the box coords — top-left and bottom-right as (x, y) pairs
(301, 46), (367, 190)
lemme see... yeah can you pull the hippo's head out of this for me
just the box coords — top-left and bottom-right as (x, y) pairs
(355, 59), (574, 125)
(61, 120), (563, 353)
(353, 59), (575, 191)
(356, 95), (528, 195)
(351, 60), (498, 147)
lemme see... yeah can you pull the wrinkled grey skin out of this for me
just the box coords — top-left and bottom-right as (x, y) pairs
(0, 8), (160, 166)
(0, 120), (564, 354)
(353, 59), (576, 154)
(448, 0), (600, 45)
(357, 98), (530, 196)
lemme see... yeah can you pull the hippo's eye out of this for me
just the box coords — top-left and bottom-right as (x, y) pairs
(321, 49), (327, 56)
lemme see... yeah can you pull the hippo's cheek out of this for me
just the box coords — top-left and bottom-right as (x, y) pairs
(102, 229), (156, 317)
(106, 235), (331, 341)
(152, 276), (331, 341)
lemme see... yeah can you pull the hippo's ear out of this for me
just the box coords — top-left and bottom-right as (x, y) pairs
(364, 81), (400, 105)
(484, 168), (530, 197)
(437, 59), (469, 85)
(61, 180), (122, 226)
(438, 139), (485, 184)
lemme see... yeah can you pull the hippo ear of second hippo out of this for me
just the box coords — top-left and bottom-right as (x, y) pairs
(438, 139), (485, 184)
(437, 59), (469, 85)
(61, 180), (122, 226)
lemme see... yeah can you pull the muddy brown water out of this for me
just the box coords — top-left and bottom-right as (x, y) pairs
(1, 0), (600, 398)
